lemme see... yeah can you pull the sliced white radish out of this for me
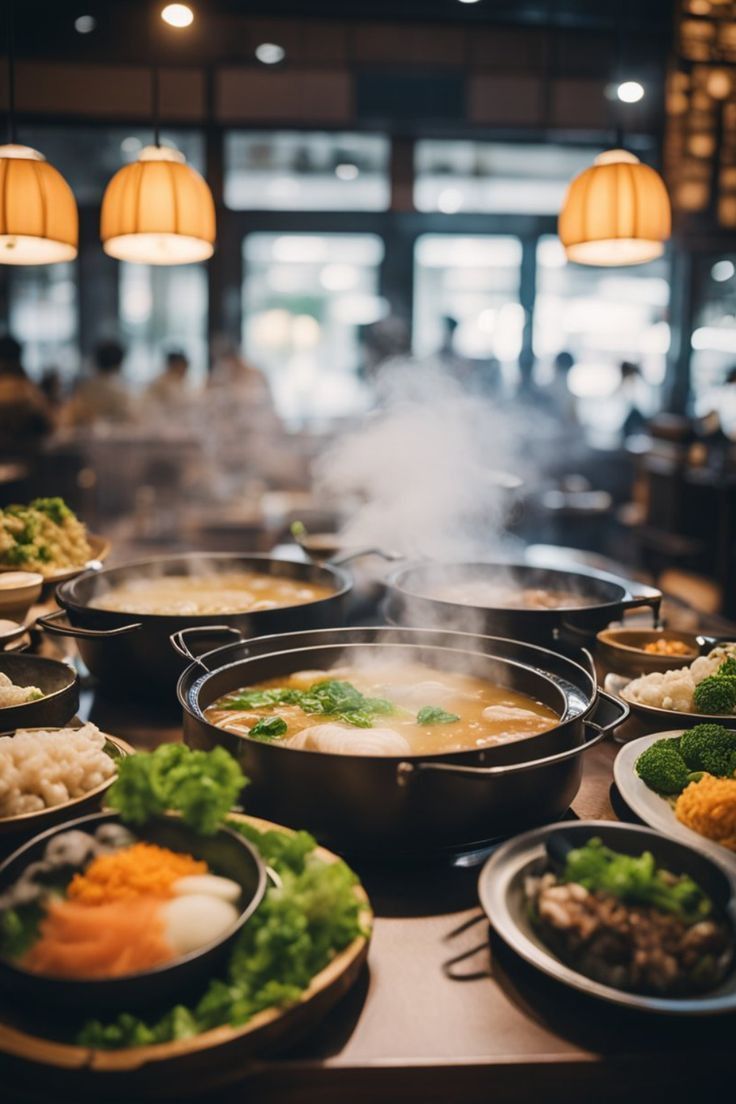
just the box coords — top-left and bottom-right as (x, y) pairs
(172, 874), (241, 903)
(163, 894), (239, 956)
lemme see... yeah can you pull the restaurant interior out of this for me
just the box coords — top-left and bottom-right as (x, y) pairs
(0, 1), (735, 1101)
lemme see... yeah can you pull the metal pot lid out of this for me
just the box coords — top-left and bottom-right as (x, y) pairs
(478, 820), (736, 1016)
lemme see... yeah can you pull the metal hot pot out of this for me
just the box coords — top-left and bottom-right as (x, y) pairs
(36, 553), (353, 701)
(174, 626), (628, 857)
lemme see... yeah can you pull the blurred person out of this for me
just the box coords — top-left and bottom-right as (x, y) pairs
(39, 366), (64, 410)
(543, 350), (578, 426)
(208, 344), (277, 418)
(619, 360), (648, 440)
(62, 340), (137, 428)
(0, 334), (54, 454)
(143, 349), (194, 416)
(435, 315), (473, 386)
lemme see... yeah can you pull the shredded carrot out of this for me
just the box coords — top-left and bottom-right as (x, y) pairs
(675, 774), (736, 851)
(67, 842), (206, 905)
(22, 897), (173, 978)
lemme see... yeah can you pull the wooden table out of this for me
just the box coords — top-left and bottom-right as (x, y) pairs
(31, 687), (723, 1104)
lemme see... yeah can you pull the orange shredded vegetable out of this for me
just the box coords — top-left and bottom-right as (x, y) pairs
(67, 842), (206, 905)
(22, 896), (173, 978)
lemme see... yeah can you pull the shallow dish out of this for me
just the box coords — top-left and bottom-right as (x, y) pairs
(613, 732), (736, 870)
(597, 627), (702, 678)
(618, 683), (736, 729)
(0, 534), (110, 591)
(0, 572), (43, 622)
(0, 653), (79, 731)
(0, 810), (267, 1015)
(0, 732), (134, 843)
(479, 820), (736, 1015)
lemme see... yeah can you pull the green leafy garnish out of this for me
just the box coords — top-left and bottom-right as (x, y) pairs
(77, 819), (365, 1049)
(0, 904), (43, 960)
(249, 716), (288, 742)
(563, 837), (712, 924)
(416, 705), (460, 725)
(106, 744), (246, 835)
(224, 679), (395, 731)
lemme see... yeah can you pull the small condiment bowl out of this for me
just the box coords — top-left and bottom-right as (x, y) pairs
(596, 627), (701, 678)
(0, 811), (267, 1015)
(0, 572), (43, 622)
(0, 653), (79, 730)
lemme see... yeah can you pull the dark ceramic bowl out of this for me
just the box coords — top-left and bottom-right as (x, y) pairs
(0, 811), (267, 1015)
(0, 653), (79, 731)
(596, 627), (702, 678)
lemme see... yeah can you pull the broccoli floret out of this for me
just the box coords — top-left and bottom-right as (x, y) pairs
(29, 497), (70, 525)
(635, 739), (694, 795)
(680, 724), (736, 776)
(717, 656), (736, 679)
(693, 676), (736, 715)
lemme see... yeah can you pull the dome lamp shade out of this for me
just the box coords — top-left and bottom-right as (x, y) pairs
(0, 144), (78, 265)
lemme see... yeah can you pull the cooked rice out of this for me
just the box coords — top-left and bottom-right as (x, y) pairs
(675, 773), (736, 851)
(0, 723), (115, 817)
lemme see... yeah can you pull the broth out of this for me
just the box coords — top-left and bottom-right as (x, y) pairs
(91, 572), (334, 616)
(420, 579), (597, 611)
(205, 661), (559, 756)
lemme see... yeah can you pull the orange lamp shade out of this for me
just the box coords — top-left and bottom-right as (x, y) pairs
(558, 150), (671, 266)
(0, 144), (78, 265)
(101, 146), (216, 265)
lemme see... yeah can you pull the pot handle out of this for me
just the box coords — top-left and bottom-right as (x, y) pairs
(35, 609), (142, 639)
(619, 582), (662, 626)
(327, 547), (403, 567)
(170, 625), (246, 672)
(396, 690), (629, 785)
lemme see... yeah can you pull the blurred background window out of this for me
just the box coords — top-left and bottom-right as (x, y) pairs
(119, 264), (209, 388)
(412, 235), (524, 383)
(414, 142), (603, 214)
(8, 263), (78, 382)
(534, 235), (671, 442)
(225, 132), (390, 211)
(691, 255), (736, 432)
(242, 232), (386, 423)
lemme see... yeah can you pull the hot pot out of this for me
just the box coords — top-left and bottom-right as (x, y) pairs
(384, 560), (662, 648)
(174, 626), (628, 857)
(36, 553), (352, 701)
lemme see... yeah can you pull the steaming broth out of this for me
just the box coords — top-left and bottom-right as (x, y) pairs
(421, 580), (598, 611)
(91, 572), (334, 616)
(205, 662), (559, 756)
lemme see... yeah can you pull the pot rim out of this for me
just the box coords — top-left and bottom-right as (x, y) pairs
(180, 636), (596, 764)
(55, 552), (353, 624)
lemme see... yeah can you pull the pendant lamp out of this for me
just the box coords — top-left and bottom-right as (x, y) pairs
(0, 6), (78, 264)
(101, 144), (216, 264)
(100, 69), (215, 265)
(558, 150), (671, 266)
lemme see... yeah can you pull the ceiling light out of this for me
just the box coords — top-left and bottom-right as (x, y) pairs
(457, 0), (482, 4)
(100, 146), (215, 265)
(74, 14), (96, 34)
(617, 81), (645, 103)
(335, 162), (359, 181)
(711, 259), (735, 281)
(161, 4), (194, 28)
(559, 149), (671, 266)
(255, 43), (285, 64)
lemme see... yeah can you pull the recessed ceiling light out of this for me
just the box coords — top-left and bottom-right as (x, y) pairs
(617, 80), (645, 103)
(255, 43), (285, 64)
(161, 4), (194, 28)
(335, 162), (359, 181)
(457, 0), (482, 5)
(74, 14), (96, 33)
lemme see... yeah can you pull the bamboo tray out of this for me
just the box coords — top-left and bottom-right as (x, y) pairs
(0, 813), (372, 1098)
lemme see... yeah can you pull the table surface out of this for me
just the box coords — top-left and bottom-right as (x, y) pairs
(8, 565), (736, 1104)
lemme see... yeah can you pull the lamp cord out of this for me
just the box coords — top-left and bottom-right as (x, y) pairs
(152, 64), (160, 148)
(6, 0), (16, 145)
(614, 0), (626, 149)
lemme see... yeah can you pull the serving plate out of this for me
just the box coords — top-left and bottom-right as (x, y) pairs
(0, 534), (111, 594)
(479, 820), (736, 1016)
(613, 732), (736, 870)
(0, 813), (371, 1098)
(0, 733), (134, 843)
(605, 672), (736, 729)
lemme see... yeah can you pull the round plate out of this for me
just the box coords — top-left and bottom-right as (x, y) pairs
(0, 732), (133, 837)
(0, 534), (110, 587)
(0, 813), (371, 1095)
(614, 732), (736, 870)
(605, 672), (736, 729)
(479, 819), (736, 1015)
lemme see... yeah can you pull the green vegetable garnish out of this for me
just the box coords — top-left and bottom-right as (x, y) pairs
(693, 675), (736, 715)
(635, 738), (698, 795)
(416, 706), (460, 725)
(76, 818), (365, 1049)
(249, 716), (288, 741)
(106, 744), (246, 835)
(0, 904), (43, 960)
(224, 679), (395, 730)
(717, 656), (736, 679)
(679, 723), (736, 776)
(563, 837), (712, 924)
